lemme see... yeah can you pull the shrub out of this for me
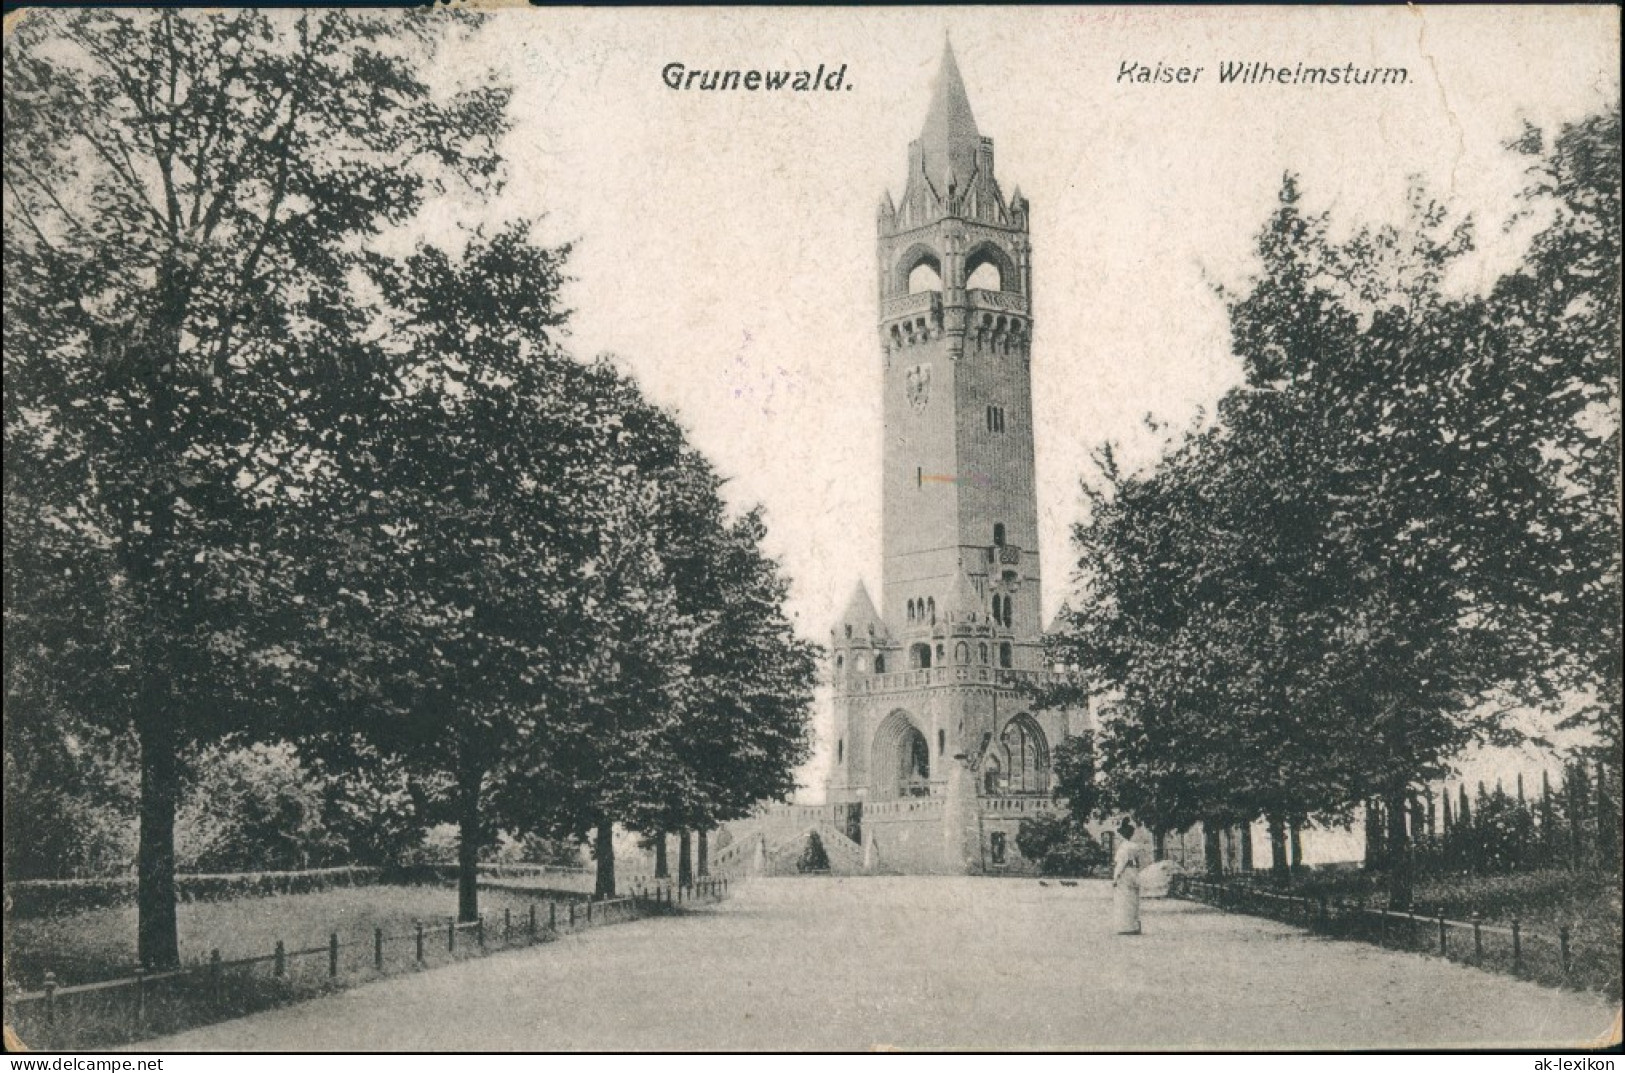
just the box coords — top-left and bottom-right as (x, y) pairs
(1016, 814), (1109, 876)
(797, 832), (831, 873)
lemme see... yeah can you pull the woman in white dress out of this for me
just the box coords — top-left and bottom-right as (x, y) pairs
(1112, 820), (1148, 935)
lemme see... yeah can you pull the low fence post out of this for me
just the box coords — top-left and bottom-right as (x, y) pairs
(477, 914), (485, 949)
(43, 970), (56, 1032)
(1471, 913), (1482, 963)
(447, 919), (455, 953)
(133, 967), (147, 1032)
(375, 927), (384, 971)
(1512, 918), (1522, 973)
(504, 908), (512, 943)
(1559, 925), (1571, 977)
(586, 899), (593, 924)
(210, 949), (222, 1003)
(529, 903), (537, 941)
(274, 940), (286, 978)
(415, 922), (425, 964)
(1437, 912), (1447, 957)
(329, 932), (340, 978)
(550, 901), (557, 931)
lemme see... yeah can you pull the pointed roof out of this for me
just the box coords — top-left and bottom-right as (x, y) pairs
(836, 580), (886, 641)
(1045, 600), (1073, 636)
(918, 39), (981, 193)
(944, 569), (984, 623)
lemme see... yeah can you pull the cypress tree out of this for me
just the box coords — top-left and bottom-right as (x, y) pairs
(1595, 761), (1619, 871)
(1541, 770), (1560, 867)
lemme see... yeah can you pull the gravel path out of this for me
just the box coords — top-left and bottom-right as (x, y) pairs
(144, 877), (1618, 1051)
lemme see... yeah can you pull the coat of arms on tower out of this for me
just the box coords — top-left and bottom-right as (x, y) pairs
(905, 363), (932, 411)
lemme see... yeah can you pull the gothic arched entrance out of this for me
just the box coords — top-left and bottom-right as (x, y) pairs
(871, 710), (933, 800)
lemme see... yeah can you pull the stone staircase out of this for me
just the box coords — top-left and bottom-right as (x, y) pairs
(712, 808), (866, 877)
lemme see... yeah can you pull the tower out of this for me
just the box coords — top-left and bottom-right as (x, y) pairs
(825, 42), (1071, 874)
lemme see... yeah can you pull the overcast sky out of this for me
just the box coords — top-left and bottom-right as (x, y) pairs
(430, 7), (1617, 815)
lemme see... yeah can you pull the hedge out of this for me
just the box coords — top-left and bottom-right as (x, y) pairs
(4, 866), (385, 918)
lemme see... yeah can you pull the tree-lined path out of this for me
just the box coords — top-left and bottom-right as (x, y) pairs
(143, 878), (1616, 1051)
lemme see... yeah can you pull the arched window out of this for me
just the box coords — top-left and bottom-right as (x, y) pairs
(965, 242), (1016, 294)
(993, 523), (1006, 546)
(874, 654), (886, 673)
(1001, 716), (1050, 794)
(837, 739), (844, 764)
(910, 642), (932, 670)
(909, 261), (944, 294)
(884, 725), (932, 798)
(907, 599), (915, 623)
(836, 654), (844, 669)
(955, 641), (969, 663)
(979, 642), (989, 663)
(844, 624), (853, 639)
(983, 754), (1003, 795)
(927, 597), (936, 624)
(967, 260), (1002, 291)
(1002, 595), (1013, 627)
(937, 728), (946, 755)
(935, 643), (945, 663)
(999, 642), (1013, 669)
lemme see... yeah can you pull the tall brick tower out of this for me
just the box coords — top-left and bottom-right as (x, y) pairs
(825, 42), (1072, 874)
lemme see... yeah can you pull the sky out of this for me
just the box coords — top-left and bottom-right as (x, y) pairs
(426, 7), (1618, 830)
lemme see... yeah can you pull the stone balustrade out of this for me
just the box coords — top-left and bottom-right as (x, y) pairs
(838, 665), (1070, 695)
(967, 288), (1029, 315)
(881, 291), (942, 321)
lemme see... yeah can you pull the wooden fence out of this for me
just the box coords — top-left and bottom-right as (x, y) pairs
(1170, 875), (1617, 996)
(4, 875), (730, 1050)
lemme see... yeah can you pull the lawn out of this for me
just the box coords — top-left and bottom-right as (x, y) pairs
(3, 881), (589, 990)
(2, 880), (625, 1050)
(1212, 867), (1622, 999)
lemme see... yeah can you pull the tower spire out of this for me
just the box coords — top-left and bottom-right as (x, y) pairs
(919, 38), (980, 192)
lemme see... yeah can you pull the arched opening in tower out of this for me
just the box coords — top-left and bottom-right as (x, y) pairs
(1000, 715), (1050, 795)
(966, 260), (1001, 291)
(871, 710), (934, 800)
(898, 727), (931, 797)
(965, 241), (1016, 294)
(908, 260), (943, 294)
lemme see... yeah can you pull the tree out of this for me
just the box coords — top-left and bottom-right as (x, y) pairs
(1490, 108), (1622, 781)
(1048, 117), (1621, 908)
(300, 222), (689, 920)
(4, 8), (506, 968)
(1050, 732), (1100, 826)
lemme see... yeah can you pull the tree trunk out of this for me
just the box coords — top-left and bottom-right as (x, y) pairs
(1237, 822), (1253, 873)
(1152, 829), (1167, 863)
(456, 762), (483, 923)
(136, 712), (181, 971)
(1289, 819), (1304, 874)
(653, 831), (669, 879)
(594, 820), (616, 899)
(1385, 788), (1412, 911)
(1203, 819), (1224, 877)
(1364, 799), (1384, 870)
(697, 829), (709, 877)
(678, 829), (693, 888)
(1266, 814), (1289, 880)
